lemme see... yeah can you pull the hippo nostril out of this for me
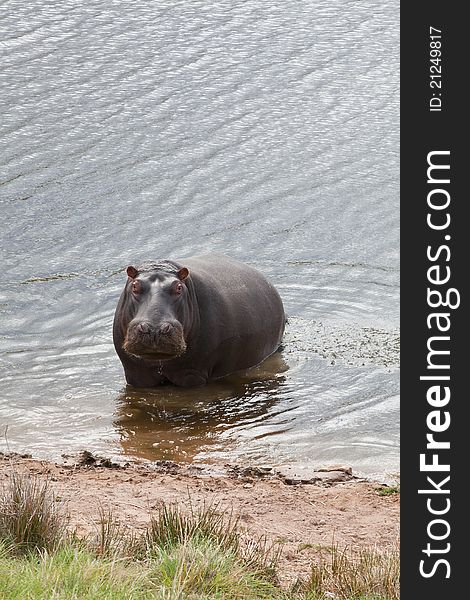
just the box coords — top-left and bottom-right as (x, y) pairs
(137, 322), (150, 334)
(159, 323), (172, 335)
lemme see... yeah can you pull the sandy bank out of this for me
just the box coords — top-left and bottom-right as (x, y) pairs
(0, 452), (399, 583)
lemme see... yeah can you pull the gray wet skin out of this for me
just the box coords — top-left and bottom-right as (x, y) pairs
(113, 254), (286, 387)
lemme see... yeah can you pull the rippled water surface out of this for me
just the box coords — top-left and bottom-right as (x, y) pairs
(1, 0), (399, 479)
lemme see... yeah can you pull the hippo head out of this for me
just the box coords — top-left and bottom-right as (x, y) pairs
(120, 261), (192, 361)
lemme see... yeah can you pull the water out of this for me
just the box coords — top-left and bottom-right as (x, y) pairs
(0, 0), (399, 480)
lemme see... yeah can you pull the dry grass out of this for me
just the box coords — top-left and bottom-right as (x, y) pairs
(0, 472), (67, 555)
(299, 544), (400, 600)
(144, 501), (280, 581)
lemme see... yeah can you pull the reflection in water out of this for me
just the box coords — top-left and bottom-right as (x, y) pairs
(114, 353), (289, 462)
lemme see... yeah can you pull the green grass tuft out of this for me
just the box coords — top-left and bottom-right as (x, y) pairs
(0, 472), (66, 556)
(144, 501), (280, 582)
(374, 486), (400, 497)
(148, 538), (277, 598)
(145, 501), (240, 551)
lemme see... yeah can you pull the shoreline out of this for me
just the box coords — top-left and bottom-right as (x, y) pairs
(1, 452), (399, 585)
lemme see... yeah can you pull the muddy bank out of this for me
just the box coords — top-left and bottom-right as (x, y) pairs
(0, 452), (399, 584)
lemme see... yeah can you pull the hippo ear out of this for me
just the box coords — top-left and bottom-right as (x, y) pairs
(177, 267), (189, 281)
(126, 266), (139, 279)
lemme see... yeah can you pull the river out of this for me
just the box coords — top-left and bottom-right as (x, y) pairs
(0, 0), (399, 480)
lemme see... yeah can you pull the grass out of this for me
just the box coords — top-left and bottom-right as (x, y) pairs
(0, 471), (399, 599)
(0, 472), (66, 555)
(374, 486), (400, 497)
(0, 545), (155, 599)
(298, 544), (400, 600)
(144, 501), (241, 552)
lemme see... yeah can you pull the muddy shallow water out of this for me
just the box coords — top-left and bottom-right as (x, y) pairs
(0, 0), (399, 480)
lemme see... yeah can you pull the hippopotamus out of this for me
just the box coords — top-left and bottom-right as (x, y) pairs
(113, 253), (286, 387)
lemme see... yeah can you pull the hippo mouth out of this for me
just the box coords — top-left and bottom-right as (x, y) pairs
(128, 349), (183, 361)
(123, 341), (186, 360)
(122, 340), (187, 361)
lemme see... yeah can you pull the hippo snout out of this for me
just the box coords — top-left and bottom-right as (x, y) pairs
(123, 319), (186, 359)
(158, 322), (173, 335)
(131, 320), (178, 337)
(136, 321), (150, 334)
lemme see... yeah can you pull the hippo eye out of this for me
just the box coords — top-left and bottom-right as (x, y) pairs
(172, 281), (183, 295)
(132, 280), (142, 295)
